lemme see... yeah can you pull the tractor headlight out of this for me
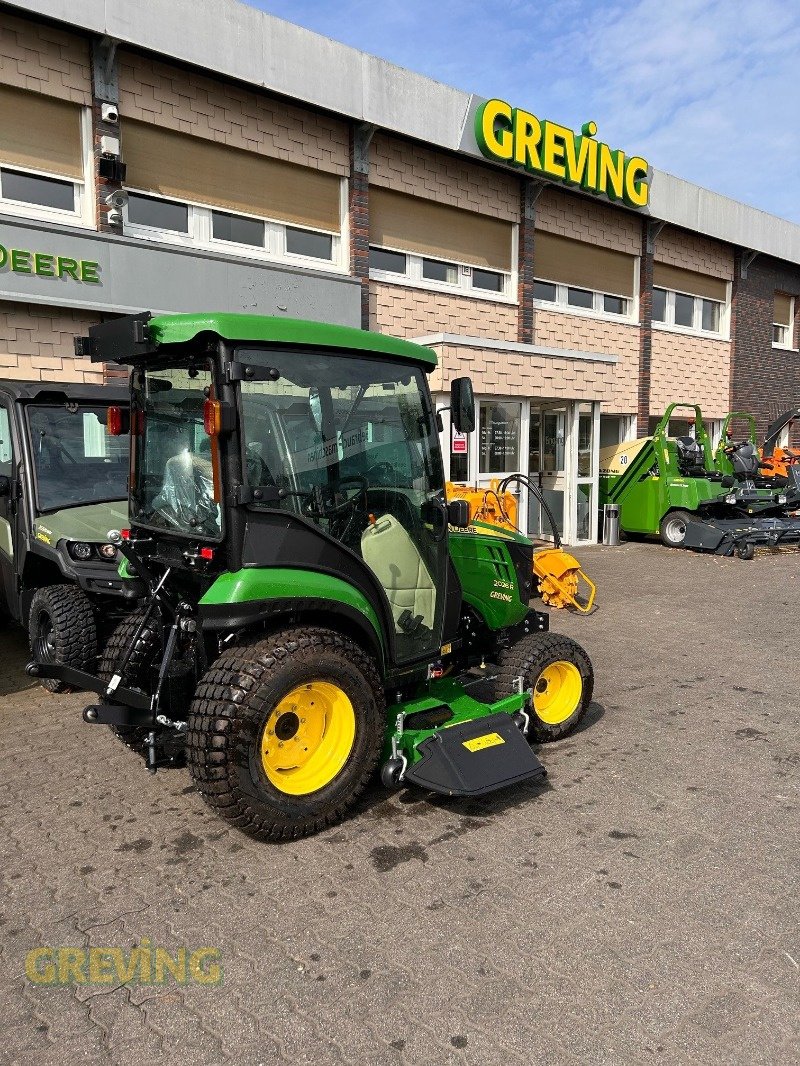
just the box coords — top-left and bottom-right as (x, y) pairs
(97, 543), (118, 561)
(777, 494), (787, 505)
(67, 541), (94, 561)
(725, 493), (737, 505)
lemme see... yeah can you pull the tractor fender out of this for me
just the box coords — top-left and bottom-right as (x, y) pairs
(198, 567), (386, 669)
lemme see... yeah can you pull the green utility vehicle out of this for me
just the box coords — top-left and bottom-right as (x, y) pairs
(599, 403), (800, 558)
(30, 312), (593, 840)
(0, 380), (139, 688)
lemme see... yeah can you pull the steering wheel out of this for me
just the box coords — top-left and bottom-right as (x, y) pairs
(284, 476), (369, 519)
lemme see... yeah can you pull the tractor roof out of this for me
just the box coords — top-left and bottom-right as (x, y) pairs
(80, 312), (438, 370)
(0, 379), (128, 404)
(149, 313), (438, 369)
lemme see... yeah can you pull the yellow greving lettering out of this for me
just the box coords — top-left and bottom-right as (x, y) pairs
(25, 948), (56, 985)
(512, 109), (542, 170)
(58, 947), (87, 984)
(475, 100), (650, 207)
(624, 156), (650, 208)
(88, 949), (118, 985)
(598, 143), (625, 201)
(477, 98), (514, 160)
(541, 121), (570, 181)
(189, 947), (223, 985)
(155, 947), (187, 984)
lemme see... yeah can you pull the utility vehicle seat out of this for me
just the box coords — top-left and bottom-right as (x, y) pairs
(361, 513), (436, 633)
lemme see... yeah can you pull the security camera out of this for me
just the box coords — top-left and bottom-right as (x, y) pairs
(104, 189), (128, 209)
(107, 208), (123, 226)
(101, 102), (119, 124)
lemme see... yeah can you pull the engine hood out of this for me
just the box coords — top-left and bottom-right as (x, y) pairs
(33, 500), (129, 547)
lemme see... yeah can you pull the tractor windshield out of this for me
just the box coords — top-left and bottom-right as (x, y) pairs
(26, 404), (128, 513)
(237, 347), (448, 659)
(129, 361), (222, 539)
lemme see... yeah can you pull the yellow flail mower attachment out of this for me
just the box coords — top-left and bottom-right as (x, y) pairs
(446, 479), (597, 613)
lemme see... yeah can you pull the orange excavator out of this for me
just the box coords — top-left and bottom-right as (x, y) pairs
(446, 475), (597, 613)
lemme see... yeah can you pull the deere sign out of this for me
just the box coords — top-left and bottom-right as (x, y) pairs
(475, 99), (650, 209)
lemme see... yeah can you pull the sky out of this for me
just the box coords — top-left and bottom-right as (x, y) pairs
(247, 0), (800, 223)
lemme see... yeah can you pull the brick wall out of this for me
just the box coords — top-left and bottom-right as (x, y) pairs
(0, 11), (91, 104)
(731, 254), (800, 443)
(0, 304), (104, 383)
(533, 310), (640, 413)
(369, 282), (518, 341)
(655, 226), (734, 280)
(535, 187), (641, 255)
(118, 49), (349, 174)
(369, 132), (519, 220)
(649, 329), (731, 419)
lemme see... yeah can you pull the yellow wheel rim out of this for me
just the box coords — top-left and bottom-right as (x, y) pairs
(532, 661), (582, 725)
(260, 681), (356, 796)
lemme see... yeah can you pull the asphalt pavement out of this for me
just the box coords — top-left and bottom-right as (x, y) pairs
(1, 541), (798, 1065)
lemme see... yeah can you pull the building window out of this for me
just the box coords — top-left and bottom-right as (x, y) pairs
(369, 246), (407, 274)
(534, 279), (632, 318)
(773, 293), (795, 349)
(128, 192), (190, 233)
(0, 168), (76, 212)
(0, 86), (91, 226)
(124, 190), (341, 269)
(369, 245), (512, 300)
(652, 286), (725, 336)
(212, 210), (265, 248)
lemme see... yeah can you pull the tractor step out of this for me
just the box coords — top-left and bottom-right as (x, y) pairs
(404, 712), (546, 797)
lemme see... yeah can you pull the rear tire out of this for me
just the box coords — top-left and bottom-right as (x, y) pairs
(659, 509), (692, 548)
(495, 632), (593, 742)
(737, 541), (755, 560)
(28, 584), (96, 693)
(186, 626), (385, 840)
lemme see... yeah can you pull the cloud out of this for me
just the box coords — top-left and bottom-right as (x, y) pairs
(249, 0), (800, 220)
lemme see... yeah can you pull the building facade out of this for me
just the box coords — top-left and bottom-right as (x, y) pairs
(1, 0), (799, 543)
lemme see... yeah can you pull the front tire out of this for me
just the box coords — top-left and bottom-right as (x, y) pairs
(186, 626), (385, 841)
(28, 584), (96, 693)
(659, 509), (692, 548)
(495, 632), (593, 742)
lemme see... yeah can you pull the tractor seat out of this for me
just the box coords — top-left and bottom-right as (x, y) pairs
(360, 514), (436, 633)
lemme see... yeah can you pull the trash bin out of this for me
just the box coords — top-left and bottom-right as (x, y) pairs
(602, 503), (620, 545)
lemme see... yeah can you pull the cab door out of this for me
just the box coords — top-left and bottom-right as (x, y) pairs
(0, 401), (17, 617)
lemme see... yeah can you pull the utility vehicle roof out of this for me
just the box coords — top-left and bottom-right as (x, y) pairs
(82, 313), (438, 370)
(149, 313), (438, 369)
(0, 380), (129, 404)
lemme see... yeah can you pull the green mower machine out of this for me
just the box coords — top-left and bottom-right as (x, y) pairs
(30, 312), (594, 840)
(599, 403), (800, 558)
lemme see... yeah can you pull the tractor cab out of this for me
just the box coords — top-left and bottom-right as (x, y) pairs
(30, 313), (594, 842)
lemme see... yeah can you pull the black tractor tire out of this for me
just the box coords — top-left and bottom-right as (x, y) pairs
(186, 626), (385, 841)
(98, 611), (186, 766)
(659, 509), (693, 549)
(737, 541), (755, 560)
(28, 584), (96, 693)
(494, 632), (593, 742)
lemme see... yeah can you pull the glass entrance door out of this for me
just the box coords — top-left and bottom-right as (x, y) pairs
(529, 401), (600, 544)
(528, 404), (567, 541)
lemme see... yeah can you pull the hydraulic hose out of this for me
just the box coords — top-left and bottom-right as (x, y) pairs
(498, 473), (563, 548)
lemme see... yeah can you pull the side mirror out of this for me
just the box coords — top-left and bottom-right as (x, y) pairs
(450, 376), (475, 434)
(0, 475), (10, 498)
(447, 498), (470, 528)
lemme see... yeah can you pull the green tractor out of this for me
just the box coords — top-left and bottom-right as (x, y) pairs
(599, 403), (800, 557)
(30, 312), (594, 840)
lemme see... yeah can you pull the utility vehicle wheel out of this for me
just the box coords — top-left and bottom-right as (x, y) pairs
(98, 612), (186, 766)
(659, 510), (692, 548)
(29, 584), (96, 693)
(186, 627), (385, 840)
(495, 632), (593, 742)
(737, 541), (755, 560)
